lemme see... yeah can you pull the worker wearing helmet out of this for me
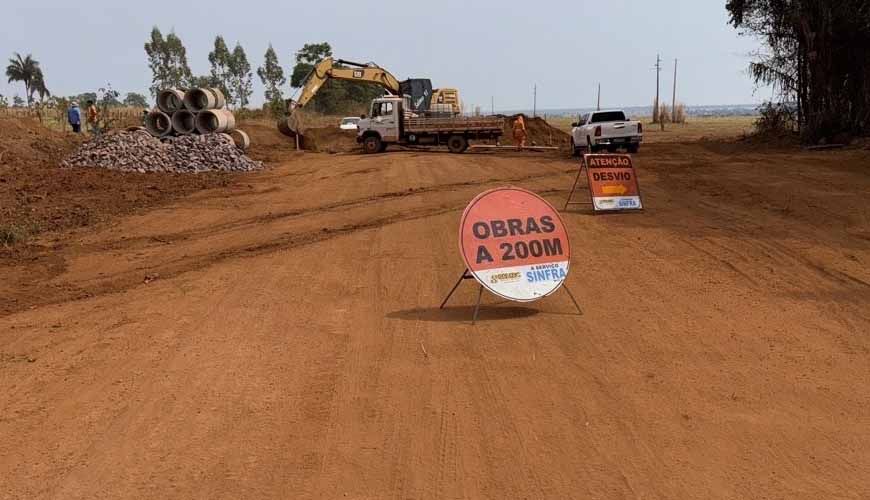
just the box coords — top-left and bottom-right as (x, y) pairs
(513, 115), (527, 151)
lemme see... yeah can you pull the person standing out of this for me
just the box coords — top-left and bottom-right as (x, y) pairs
(86, 100), (99, 136)
(513, 115), (527, 151)
(67, 101), (82, 133)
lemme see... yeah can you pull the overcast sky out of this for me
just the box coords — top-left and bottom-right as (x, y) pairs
(2, 0), (766, 111)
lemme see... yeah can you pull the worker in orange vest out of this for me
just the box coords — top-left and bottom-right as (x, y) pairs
(86, 100), (99, 136)
(513, 115), (527, 151)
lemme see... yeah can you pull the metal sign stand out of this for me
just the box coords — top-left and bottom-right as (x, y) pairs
(563, 156), (593, 211)
(440, 269), (582, 325)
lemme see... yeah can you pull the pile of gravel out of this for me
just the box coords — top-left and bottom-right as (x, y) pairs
(61, 130), (263, 173)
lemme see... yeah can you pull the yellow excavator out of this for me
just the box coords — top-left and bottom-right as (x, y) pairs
(278, 57), (461, 137)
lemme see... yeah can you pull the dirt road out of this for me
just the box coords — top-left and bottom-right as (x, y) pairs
(2, 139), (869, 498)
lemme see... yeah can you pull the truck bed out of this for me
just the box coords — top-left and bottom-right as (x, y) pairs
(405, 116), (504, 135)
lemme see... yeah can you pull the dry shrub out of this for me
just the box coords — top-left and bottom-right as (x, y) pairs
(754, 102), (797, 136)
(673, 103), (687, 123)
(658, 103), (672, 124)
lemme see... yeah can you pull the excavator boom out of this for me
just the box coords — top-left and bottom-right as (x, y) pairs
(279, 57), (460, 138)
(293, 58), (401, 109)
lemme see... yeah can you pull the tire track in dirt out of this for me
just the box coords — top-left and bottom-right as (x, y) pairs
(7, 204), (462, 317)
(80, 167), (575, 254)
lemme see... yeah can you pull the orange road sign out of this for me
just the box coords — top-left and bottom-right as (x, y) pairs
(459, 187), (571, 302)
(585, 154), (643, 212)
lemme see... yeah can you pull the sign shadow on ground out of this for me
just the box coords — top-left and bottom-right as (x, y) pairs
(386, 305), (540, 323)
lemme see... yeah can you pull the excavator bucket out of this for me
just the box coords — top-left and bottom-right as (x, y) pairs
(278, 100), (305, 138)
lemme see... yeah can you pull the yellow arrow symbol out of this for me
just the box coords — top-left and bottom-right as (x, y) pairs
(602, 185), (628, 195)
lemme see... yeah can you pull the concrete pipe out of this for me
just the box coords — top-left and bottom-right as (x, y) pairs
(144, 110), (173, 137)
(184, 87), (225, 112)
(211, 88), (227, 109)
(171, 109), (197, 135)
(229, 129), (251, 150)
(157, 89), (185, 114)
(195, 109), (236, 134)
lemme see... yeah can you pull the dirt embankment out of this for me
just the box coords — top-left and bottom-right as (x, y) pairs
(0, 118), (234, 251)
(501, 114), (571, 148)
(300, 127), (359, 153)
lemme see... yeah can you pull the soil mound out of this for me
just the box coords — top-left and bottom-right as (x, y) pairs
(236, 120), (299, 163)
(0, 117), (81, 168)
(500, 114), (570, 148)
(62, 130), (264, 173)
(301, 127), (358, 153)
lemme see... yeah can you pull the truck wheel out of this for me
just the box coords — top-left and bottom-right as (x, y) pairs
(627, 144), (640, 154)
(586, 137), (596, 154)
(447, 135), (468, 154)
(570, 138), (580, 157)
(363, 135), (382, 154)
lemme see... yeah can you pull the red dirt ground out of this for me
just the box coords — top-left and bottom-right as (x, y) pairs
(1, 118), (869, 499)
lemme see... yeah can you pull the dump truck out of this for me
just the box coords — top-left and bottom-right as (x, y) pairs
(356, 96), (503, 153)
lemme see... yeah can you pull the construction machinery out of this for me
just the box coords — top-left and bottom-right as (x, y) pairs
(356, 95), (503, 154)
(278, 57), (462, 137)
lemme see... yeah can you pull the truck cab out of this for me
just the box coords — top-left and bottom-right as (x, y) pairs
(357, 97), (405, 153)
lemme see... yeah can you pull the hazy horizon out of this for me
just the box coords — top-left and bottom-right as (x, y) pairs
(3, 1), (768, 111)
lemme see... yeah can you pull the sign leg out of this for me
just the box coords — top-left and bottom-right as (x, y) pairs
(561, 283), (583, 315)
(440, 269), (469, 309)
(564, 168), (583, 210)
(563, 159), (587, 210)
(471, 286), (484, 325)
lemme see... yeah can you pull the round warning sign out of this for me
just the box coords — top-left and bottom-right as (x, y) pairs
(460, 187), (571, 302)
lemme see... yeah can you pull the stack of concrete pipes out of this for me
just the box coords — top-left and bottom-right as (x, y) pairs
(144, 88), (250, 150)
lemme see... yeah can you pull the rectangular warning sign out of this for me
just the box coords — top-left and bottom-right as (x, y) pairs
(584, 154), (643, 212)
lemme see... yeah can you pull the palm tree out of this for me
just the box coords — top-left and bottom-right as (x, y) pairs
(5, 53), (40, 106)
(31, 67), (50, 102)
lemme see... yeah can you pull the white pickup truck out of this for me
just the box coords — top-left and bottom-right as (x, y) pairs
(570, 110), (643, 156)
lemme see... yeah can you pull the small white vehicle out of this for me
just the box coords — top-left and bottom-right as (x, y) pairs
(339, 117), (361, 130)
(570, 110), (643, 156)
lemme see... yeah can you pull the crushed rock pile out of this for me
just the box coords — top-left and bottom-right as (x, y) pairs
(62, 130), (263, 173)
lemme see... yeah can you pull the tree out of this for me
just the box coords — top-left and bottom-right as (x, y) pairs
(144, 27), (193, 98)
(71, 92), (98, 105)
(727, 1), (870, 142)
(31, 67), (50, 103)
(6, 53), (41, 106)
(98, 84), (121, 107)
(190, 75), (221, 89)
(290, 42), (332, 88)
(289, 42), (382, 115)
(123, 92), (149, 108)
(228, 43), (253, 108)
(12, 95), (24, 107)
(208, 36), (233, 104)
(257, 44), (286, 114)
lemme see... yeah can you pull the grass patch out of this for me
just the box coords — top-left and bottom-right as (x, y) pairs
(0, 225), (28, 247)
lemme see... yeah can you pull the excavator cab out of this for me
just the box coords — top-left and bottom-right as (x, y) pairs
(399, 79), (434, 114)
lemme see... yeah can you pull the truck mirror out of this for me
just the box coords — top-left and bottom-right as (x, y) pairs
(570, 122), (578, 127)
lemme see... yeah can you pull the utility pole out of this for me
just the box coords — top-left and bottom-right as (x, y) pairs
(671, 58), (678, 122)
(597, 83), (601, 111)
(533, 84), (537, 117)
(654, 54), (662, 124)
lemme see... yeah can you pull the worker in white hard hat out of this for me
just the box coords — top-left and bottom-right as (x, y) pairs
(67, 101), (82, 133)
